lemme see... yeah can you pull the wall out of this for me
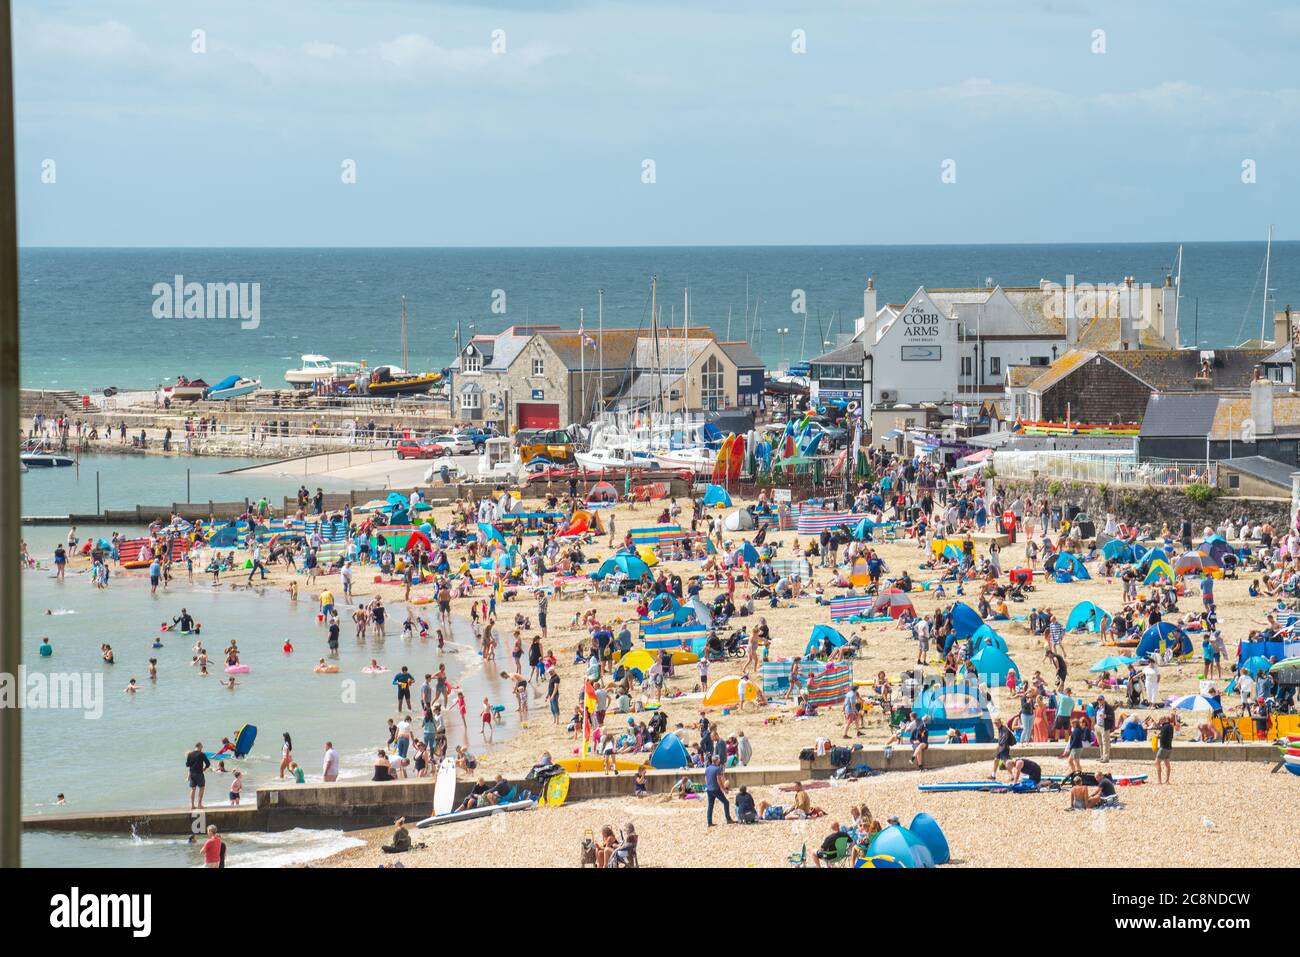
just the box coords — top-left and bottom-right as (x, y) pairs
(1039, 358), (1152, 424)
(998, 478), (1289, 529)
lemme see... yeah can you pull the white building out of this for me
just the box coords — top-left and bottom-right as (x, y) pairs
(809, 275), (1180, 418)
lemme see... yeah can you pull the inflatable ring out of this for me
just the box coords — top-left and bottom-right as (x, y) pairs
(847, 401), (860, 413)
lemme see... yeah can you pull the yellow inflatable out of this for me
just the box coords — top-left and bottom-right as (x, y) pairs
(703, 675), (758, 708)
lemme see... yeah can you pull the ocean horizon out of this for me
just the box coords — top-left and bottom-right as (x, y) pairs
(19, 241), (1297, 392)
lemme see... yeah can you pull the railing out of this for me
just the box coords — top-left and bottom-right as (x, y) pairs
(987, 452), (1217, 488)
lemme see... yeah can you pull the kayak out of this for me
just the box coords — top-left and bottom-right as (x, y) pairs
(416, 799), (533, 828)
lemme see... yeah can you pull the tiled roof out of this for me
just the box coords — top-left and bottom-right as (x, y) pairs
(1138, 393), (1220, 438)
(1005, 364), (1049, 388)
(1219, 455), (1298, 489)
(811, 340), (866, 364)
(1025, 350), (1098, 394)
(1102, 348), (1271, 392)
(1209, 393), (1300, 440)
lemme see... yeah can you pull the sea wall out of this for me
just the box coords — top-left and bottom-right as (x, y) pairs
(997, 479), (1290, 530)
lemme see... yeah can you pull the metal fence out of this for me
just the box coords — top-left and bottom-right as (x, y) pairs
(988, 451), (1217, 488)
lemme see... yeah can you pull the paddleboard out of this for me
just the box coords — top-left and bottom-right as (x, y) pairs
(916, 782), (1012, 792)
(416, 799), (532, 828)
(556, 757), (641, 773)
(540, 770), (570, 807)
(433, 757), (457, 816)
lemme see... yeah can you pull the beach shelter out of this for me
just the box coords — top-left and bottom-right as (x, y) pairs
(1201, 536), (1232, 565)
(702, 675), (758, 708)
(731, 542), (761, 567)
(723, 508), (755, 531)
(971, 625), (1008, 653)
(868, 825), (935, 869)
(592, 554), (651, 580)
(649, 734), (690, 770)
(908, 813), (951, 866)
(1174, 551), (1223, 579)
(1051, 552), (1090, 581)
(868, 589), (916, 619)
(636, 546), (660, 568)
(1167, 694), (1221, 712)
(586, 482), (619, 505)
(950, 602), (984, 640)
(648, 592), (679, 615)
(1066, 601), (1111, 633)
(1239, 655), (1272, 677)
(688, 597), (715, 628)
(618, 649), (656, 674)
(969, 646), (1019, 686)
(703, 484), (733, 508)
(805, 624), (847, 656)
(1101, 539), (1134, 563)
(1142, 560), (1174, 585)
(1136, 622), (1192, 659)
(848, 558), (871, 586)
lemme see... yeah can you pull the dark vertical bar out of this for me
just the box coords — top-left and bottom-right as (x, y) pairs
(0, 0), (21, 868)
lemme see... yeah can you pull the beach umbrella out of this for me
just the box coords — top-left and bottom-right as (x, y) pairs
(1270, 657), (1300, 672)
(1167, 694), (1220, 712)
(1090, 654), (1138, 673)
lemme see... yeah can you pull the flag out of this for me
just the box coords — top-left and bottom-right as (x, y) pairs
(582, 678), (598, 756)
(495, 574), (504, 601)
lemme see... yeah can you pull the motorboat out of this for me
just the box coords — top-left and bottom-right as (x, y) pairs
(654, 446), (719, 473)
(574, 444), (660, 471)
(285, 355), (362, 385)
(204, 375), (261, 401)
(20, 440), (74, 467)
(169, 376), (209, 401)
(348, 364), (443, 398)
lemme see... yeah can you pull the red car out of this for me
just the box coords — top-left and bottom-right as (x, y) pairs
(395, 438), (446, 460)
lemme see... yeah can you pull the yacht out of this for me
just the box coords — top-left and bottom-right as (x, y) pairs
(204, 375), (261, 400)
(285, 355), (361, 385)
(574, 443), (660, 471)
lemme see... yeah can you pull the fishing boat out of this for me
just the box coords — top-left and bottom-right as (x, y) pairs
(285, 355), (362, 385)
(19, 440), (74, 468)
(203, 375), (261, 401)
(348, 364), (442, 397)
(169, 376), (209, 401)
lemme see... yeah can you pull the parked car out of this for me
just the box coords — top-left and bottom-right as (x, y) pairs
(458, 426), (499, 450)
(430, 433), (476, 455)
(395, 438), (446, 460)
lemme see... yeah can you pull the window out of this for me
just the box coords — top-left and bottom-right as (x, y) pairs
(960, 356), (972, 376)
(738, 373), (751, 387)
(461, 390), (481, 411)
(845, 364), (863, 380)
(700, 356), (725, 411)
(988, 357), (1001, 377)
(1029, 356), (1049, 366)
(463, 351), (481, 374)
(531, 357), (545, 377)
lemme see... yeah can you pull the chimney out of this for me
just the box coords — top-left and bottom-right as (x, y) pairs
(1273, 308), (1292, 349)
(1161, 274), (1179, 348)
(1119, 276), (1135, 351)
(1251, 377), (1275, 437)
(858, 278), (878, 343)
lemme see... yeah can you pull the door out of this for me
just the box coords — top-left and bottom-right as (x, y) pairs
(516, 402), (560, 429)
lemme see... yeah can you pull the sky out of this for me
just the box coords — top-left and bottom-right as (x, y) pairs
(11, 0), (1300, 246)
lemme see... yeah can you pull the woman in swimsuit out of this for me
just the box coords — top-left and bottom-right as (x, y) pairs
(279, 732), (293, 779)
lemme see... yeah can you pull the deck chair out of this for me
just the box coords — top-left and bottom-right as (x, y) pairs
(787, 843), (808, 868)
(815, 835), (852, 866)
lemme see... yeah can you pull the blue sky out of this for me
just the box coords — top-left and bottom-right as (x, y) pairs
(12, 0), (1300, 246)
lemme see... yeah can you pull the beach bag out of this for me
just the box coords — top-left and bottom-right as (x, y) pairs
(830, 746), (852, 768)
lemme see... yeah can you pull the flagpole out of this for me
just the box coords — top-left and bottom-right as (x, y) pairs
(597, 288), (604, 421)
(579, 307), (585, 425)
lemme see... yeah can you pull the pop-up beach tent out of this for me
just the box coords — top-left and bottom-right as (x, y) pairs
(1066, 601), (1111, 633)
(649, 734), (689, 769)
(1137, 622), (1191, 658)
(868, 589), (916, 619)
(804, 624), (847, 656)
(723, 508), (755, 531)
(1143, 559), (1174, 585)
(971, 625), (1008, 653)
(1051, 552), (1090, 581)
(969, 646), (1019, 686)
(592, 554), (651, 580)
(703, 484), (733, 508)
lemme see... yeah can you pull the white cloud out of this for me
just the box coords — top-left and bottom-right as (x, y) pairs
(18, 16), (145, 62)
(302, 41), (346, 60)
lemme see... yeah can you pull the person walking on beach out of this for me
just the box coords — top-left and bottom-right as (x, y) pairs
(704, 756), (732, 826)
(247, 543), (267, 583)
(322, 741), (340, 782)
(1154, 716), (1175, 784)
(186, 743), (211, 809)
(537, 591), (549, 641)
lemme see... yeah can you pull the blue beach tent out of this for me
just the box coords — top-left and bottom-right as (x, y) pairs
(1136, 622), (1191, 659)
(592, 555), (651, 580)
(805, 624), (847, 656)
(1065, 601), (1110, 633)
(703, 485), (733, 508)
(649, 734), (690, 769)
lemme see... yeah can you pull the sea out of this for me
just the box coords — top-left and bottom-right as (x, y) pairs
(18, 242), (1299, 391)
(14, 241), (1297, 866)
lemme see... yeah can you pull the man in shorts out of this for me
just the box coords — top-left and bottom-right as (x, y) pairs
(186, 742), (211, 809)
(1154, 715), (1175, 783)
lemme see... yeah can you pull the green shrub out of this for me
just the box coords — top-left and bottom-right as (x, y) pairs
(1183, 482), (1219, 507)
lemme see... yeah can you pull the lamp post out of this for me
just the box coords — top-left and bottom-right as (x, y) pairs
(776, 327), (790, 369)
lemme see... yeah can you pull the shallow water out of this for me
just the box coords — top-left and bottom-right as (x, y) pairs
(19, 525), (513, 867)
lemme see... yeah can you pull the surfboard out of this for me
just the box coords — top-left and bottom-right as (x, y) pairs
(916, 781), (1013, 792)
(433, 757), (457, 817)
(540, 770), (570, 807)
(416, 799), (532, 828)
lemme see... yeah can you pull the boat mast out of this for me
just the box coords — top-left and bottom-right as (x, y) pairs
(649, 276), (659, 435)
(1261, 225), (1273, 345)
(1173, 244), (1183, 348)
(597, 288), (604, 420)
(400, 296), (408, 371)
(578, 306), (586, 426)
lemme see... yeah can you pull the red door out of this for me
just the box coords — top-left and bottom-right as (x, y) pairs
(516, 402), (560, 429)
